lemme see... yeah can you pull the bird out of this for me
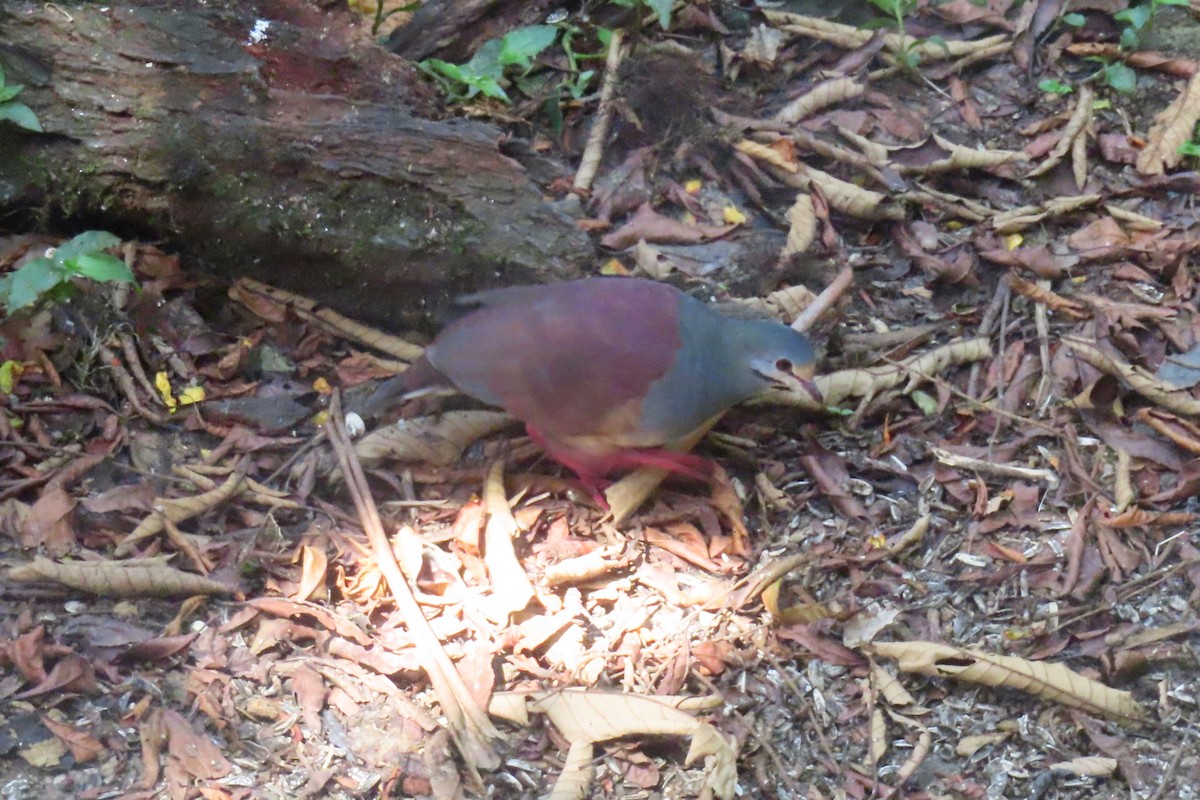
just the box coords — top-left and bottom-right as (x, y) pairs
(360, 277), (817, 503)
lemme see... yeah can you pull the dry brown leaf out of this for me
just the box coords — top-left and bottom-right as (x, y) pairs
(900, 32), (1008, 61)
(1137, 72), (1200, 175)
(632, 239), (677, 279)
(1008, 274), (1090, 319)
(115, 471), (247, 555)
(873, 640), (1146, 722)
(542, 544), (632, 587)
(489, 690), (735, 800)
(1113, 447), (1135, 512)
(1072, 124), (1089, 190)
(738, 139), (902, 220)
(159, 708), (233, 779)
(762, 579), (832, 624)
(991, 194), (1101, 233)
(905, 134), (1028, 173)
(234, 278), (425, 361)
(40, 715), (105, 763)
(1049, 756), (1118, 777)
(1064, 337), (1200, 416)
(774, 77), (864, 124)
(353, 410), (514, 468)
(600, 204), (738, 250)
(1133, 407), (1200, 454)
(780, 193), (817, 259)
(869, 707), (887, 766)
(761, 10), (873, 49)
(956, 732), (1010, 757)
(294, 544), (328, 602)
(797, 163), (902, 220)
(1104, 204), (1164, 231)
(763, 9), (1006, 64)
(886, 708), (932, 785)
(481, 461), (535, 621)
(837, 126), (890, 164)
(734, 138), (796, 172)
(8, 557), (234, 598)
(606, 419), (715, 526)
(757, 336), (991, 410)
(734, 285), (817, 323)
(1028, 86), (1094, 179)
(873, 663), (917, 708)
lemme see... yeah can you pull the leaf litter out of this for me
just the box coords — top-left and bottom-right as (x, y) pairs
(3, 2), (1200, 799)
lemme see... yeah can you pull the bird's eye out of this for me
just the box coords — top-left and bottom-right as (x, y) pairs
(775, 358), (792, 372)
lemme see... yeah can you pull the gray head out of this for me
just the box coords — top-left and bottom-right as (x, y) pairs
(726, 317), (817, 393)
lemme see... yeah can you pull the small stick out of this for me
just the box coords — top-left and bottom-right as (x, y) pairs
(573, 29), (624, 193)
(791, 264), (852, 333)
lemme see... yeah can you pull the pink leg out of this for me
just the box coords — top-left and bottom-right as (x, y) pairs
(525, 425), (612, 508)
(523, 425), (720, 509)
(597, 448), (715, 482)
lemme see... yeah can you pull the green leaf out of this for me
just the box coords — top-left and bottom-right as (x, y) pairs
(464, 39), (505, 80)
(421, 59), (465, 82)
(1038, 78), (1073, 95)
(911, 389), (938, 415)
(644, 0), (674, 28)
(0, 102), (42, 132)
(1118, 26), (1140, 49)
(0, 63), (6, 87)
(498, 25), (558, 71)
(1114, 5), (1152, 30)
(69, 252), (136, 284)
(54, 230), (121, 266)
(925, 35), (951, 56)
(860, 17), (900, 30)
(6, 258), (65, 310)
(470, 75), (509, 101)
(596, 27), (613, 47)
(1103, 62), (1137, 94)
(1062, 12), (1085, 26)
(868, 0), (901, 14)
(569, 69), (595, 99)
(1178, 141), (1200, 157)
(0, 84), (23, 103)
(1155, 0), (1190, 6)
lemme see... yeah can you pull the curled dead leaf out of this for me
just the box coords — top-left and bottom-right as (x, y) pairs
(1137, 72), (1200, 176)
(873, 640), (1146, 722)
(489, 690), (735, 800)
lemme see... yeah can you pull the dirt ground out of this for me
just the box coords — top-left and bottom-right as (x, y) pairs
(2, 1), (1200, 798)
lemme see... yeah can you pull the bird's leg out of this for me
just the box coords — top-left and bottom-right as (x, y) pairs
(524, 424), (612, 508)
(604, 448), (716, 482)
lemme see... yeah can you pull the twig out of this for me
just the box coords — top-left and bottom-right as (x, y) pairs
(1146, 726), (1192, 800)
(1032, 277), (1052, 413)
(573, 29), (624, 193)
(791, 265), (852, 333)
(326, 391), (500, 776)
(966, 278), (1009, 399)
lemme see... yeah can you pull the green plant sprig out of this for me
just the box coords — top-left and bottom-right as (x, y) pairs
(0, 231), (138, 312)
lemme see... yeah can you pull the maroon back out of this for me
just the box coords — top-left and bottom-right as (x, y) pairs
(428, 278), (683, 438)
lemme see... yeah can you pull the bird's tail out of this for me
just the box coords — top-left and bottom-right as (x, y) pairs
(357, 355), (455, 418)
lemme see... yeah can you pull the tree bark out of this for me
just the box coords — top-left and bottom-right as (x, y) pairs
(0, 0), (590, 328)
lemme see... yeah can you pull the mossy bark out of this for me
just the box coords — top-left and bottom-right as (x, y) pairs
(0, 1), (589, 328)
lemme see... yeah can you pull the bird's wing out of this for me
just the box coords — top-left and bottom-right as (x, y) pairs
(429, 279), (683, 442)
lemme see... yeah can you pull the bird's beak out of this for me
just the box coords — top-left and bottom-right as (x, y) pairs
(790, 363), (822, 404)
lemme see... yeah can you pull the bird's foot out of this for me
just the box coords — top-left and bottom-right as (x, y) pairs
(603, 448), (716, 483)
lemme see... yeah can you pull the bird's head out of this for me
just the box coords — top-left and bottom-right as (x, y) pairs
(741, 321), (821, 402)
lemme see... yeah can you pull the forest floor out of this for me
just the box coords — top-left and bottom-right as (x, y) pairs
(2, 1), (1200, 798)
